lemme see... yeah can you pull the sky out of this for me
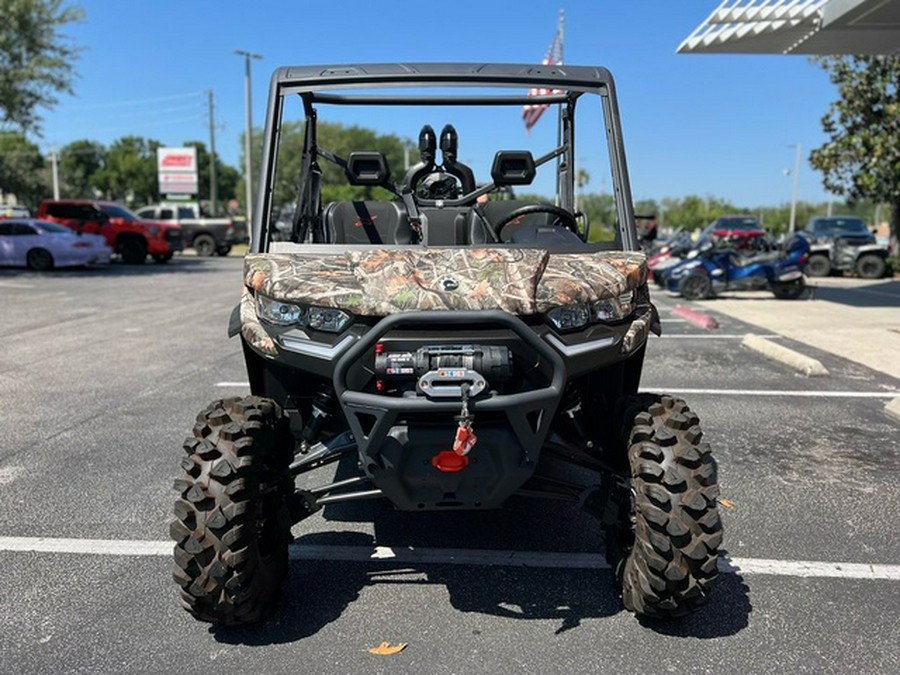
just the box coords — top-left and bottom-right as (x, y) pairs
(36, 1), (843, 208)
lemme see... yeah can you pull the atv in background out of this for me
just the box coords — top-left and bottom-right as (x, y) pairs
(171, 63), (721, 626)
(802, 216), (889, 279)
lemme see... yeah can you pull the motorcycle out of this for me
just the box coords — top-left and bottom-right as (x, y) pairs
(664, 233), (810, 300)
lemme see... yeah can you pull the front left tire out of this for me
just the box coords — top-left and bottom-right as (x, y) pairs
(171, 396), (294, 625)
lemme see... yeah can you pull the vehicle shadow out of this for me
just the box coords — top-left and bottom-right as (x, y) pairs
(212, 519), (750, 645)
(808, 279), (899, 308)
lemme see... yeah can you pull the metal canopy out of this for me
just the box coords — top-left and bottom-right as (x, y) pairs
(678, 0), (900, 55)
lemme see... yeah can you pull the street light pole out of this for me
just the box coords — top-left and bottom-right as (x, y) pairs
(789, 143), (802, 234)
(235, 50), (262, 229)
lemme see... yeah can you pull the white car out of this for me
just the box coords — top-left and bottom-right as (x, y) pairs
(0, 218), (112, 270)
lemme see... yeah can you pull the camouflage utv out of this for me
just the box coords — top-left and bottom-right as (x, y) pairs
(171, 63), (722, 625)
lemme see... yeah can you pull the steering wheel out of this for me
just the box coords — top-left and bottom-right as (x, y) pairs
(493, 204), (580, 240)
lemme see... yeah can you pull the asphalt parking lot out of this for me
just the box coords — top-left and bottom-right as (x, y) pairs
(1, 256), (899, 674)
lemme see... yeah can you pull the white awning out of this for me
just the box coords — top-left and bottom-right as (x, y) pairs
(678, 0), (900, 55)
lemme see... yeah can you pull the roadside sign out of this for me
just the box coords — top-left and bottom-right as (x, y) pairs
(157, 147), (198, 196)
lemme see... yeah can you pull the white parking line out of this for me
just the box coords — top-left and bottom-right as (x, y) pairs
(658, 334), (782, 339)
(216, 382), (900, 398)
(644, 388), (900, 398)
(1, 537), (899, 580)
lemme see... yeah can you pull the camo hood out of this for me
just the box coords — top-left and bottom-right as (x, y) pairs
(244, 247), (647, 316)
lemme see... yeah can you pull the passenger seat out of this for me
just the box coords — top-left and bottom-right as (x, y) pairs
(323, 201), (413, 244)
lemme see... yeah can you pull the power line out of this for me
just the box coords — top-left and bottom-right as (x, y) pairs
(46, 114), (206, 139)
(62, 91), (205, 111)
(61, 103), (204, 122)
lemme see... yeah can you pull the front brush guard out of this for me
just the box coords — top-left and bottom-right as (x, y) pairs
(333, 310), (567, 473)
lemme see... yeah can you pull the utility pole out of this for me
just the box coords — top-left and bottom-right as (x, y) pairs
(235, 50), (262, 229)
(789, 143), (801, 234)
(208, 90), (218, 215)
(50, 147), (60, 199)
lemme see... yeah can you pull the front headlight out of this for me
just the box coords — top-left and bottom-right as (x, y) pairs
(594, 291), (635, 322)
(256, 294), (305, 325)
(546, 291), (636, 332)
(255, 294), (351, 333)
(307, 306), (352, 333)
(547, 304), (592, 331)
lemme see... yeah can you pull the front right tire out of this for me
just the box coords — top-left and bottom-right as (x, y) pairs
(606, 394), (721, 618)
(171, 396), (294, 625)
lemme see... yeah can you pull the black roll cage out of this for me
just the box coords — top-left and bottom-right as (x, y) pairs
(254, 63), (638, 252)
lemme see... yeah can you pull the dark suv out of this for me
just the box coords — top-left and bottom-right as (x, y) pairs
(38, 199), (183, 264)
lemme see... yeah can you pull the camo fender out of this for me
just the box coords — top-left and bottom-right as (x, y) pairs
(535, 250), (647, 312)
(239, 287), (277, 355)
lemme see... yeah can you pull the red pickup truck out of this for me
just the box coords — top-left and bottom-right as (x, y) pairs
(37, 199), (183, 264)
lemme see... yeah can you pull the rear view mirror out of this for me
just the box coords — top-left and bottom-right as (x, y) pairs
(345, 152), (390, 186)
(490, 151), (536, 186)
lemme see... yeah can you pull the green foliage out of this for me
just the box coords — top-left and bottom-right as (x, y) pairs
(0, 131), (47, 208)
(183, 140), (240, 206)
(810, 55), (900, 248)
(0, 0), (84, 133)
(255, 120), (412, 215)
(58, 139), (104, 198)
(90, 135), (161, 206)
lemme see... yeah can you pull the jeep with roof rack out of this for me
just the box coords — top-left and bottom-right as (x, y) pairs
(171, 63), (722, 625)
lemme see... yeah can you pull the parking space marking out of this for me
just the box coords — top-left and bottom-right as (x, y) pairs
(1, 537), (899, 580)
(657, 334), (782, 339)
(644, 388), (900, 398)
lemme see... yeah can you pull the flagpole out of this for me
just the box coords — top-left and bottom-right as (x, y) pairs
(555, 8), (565, 203)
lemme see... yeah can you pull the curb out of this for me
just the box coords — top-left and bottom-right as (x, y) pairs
(741, 333), (830, 377)
(885, 397), (900, 423)
(673, 304), (719, 330)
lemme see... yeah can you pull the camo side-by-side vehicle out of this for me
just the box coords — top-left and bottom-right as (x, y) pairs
(171, 63), (722, 625)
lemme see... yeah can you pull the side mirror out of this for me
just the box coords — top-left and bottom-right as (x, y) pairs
(345, 152), (390, 186)
(490, 150), (536, 186)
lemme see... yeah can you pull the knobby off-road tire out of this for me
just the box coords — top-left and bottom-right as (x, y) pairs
(607, 394), (722, 619)
(171, 396), (294, 625)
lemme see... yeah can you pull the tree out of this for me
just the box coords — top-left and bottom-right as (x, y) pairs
(0, 0), (84, 133)
(92, 136), (160, 206)
(810, 55), (900, 252)
(0, 131), (47, 208)
(58, 139), (104, 198)
(244, 120), (412, 217)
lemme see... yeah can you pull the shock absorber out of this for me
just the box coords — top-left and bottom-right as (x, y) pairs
(300, 386), (335, 449)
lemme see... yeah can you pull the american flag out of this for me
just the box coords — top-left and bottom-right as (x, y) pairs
(522, 21), (564, 132)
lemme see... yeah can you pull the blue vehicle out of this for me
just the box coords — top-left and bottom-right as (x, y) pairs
(664, 233), (810, 300)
